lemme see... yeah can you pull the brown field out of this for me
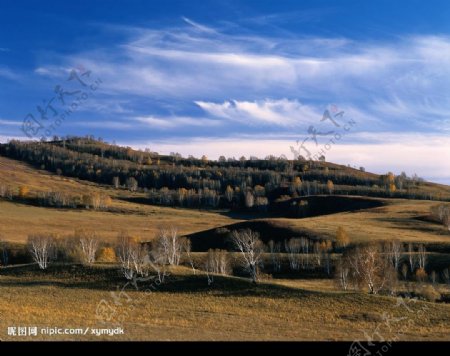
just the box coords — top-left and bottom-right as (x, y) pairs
(0, 200), (237, 243)
(0, 265), (449, 341)
(279, 199), (450, 244)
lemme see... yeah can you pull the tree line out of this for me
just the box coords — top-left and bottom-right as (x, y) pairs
(0, 137), (445, 213)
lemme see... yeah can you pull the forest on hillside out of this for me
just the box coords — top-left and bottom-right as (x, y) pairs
(0, 136), (443, 211)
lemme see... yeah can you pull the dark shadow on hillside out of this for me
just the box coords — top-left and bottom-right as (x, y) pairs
(186, 220), (333, 252)
(271, 195), (384, 218)
(0, 263), (334, 299)
(118, 195), (386, 221)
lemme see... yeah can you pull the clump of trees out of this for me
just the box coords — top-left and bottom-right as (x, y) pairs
(37, 191), (79, 208)
(431, 204), (450, 231)
(0, 185), (13, 200)
(267, 240), (282, 272)
(152, 227), (190, 266)
(82, 193), (112, 210)
(116, 233), (149, 280)
(204, 249), (230, 276)
(336, 243), (397, 294)
(231, 229), (265, 283)
(28, 234), (55, 270)
(77, 229), (99, 265)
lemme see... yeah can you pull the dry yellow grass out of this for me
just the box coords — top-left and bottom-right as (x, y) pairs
(0, 265), (449, 341)
(0, 156), (240, 242)
(0, 200), (237, 243)
(0, 156), (115, 197)
(271, 198), (450, 245)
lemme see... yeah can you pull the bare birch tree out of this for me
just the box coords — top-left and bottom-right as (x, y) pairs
(231, 229), (264, 283)
(268, 240), (282, 272)
(418, 244), (427, 270)
(346, 244), (396, 294)
(335, 256), (350, 290)
(204, 249), (230, 275)
(116, 233), (148, 280)
(385, 240), (402, 271)
(408, 243), (416, 272)
(28, 234), (54, 270)
(300, 237), (310, 268)
(154, 226), (189, 266)
(78, 230), (99, 265)
(285, 238), (301, 271)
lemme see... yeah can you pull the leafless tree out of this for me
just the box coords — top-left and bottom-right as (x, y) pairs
(442, 268), (450, 285)
(430, 204), (450, 231)
(153, 226), (189, 266)
(385, 240), (402, 270)
(231, 229), (265, 283)
(418, 244), (427, 270)
(204, 249), (230, 275)
(431, 270), (437, 284)
(184, 239), (196, 274)
(313, 241), (321, 266)
(335, 256), (350, 290)
(268, 240), (282, 272)
(300, 237), (310, 268)
(126, 177), (138, 192)
(285, 238), (302, 271)
(28, 234), (54, 270)
(346, 244), (396, 294)
(78, 231), (99, 265)
(147, 248), (168, 283)
(401, 263), (409, 281)
(112, 176), (120, 189)
(444, 213), (450, 231)
(408, 243), (416, 272)
(116, 233), (148, 280)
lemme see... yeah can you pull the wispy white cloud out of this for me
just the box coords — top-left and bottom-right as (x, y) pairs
(52, 23), (450, 129)
(182, 16), (217, 34)
(195, 99), (320, 126)
(134, 116), (222, 129)
(0, 66), (19, 80)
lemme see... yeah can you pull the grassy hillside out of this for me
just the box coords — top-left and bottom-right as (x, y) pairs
(0, 264), (449, 341)
(188, 198), (450, 250)
(0, 200), (237, 243)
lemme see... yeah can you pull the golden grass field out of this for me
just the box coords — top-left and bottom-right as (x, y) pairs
(0, 265), (449, 341)
(275, 198), (450, 244)
(1, 156), (450, 341)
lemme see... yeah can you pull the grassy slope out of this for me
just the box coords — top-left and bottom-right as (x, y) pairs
(1, 155), (450, 247)
(0, 156), (239, 242)
(0, 265), (449, 341)
(188, 198), (450, 251)
(0, 200), (237, 243)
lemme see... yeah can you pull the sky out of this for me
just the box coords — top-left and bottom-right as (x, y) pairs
(0, 0), (449, 183)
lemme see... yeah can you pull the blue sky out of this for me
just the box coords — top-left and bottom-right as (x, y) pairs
(0, 0), (449, 183)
